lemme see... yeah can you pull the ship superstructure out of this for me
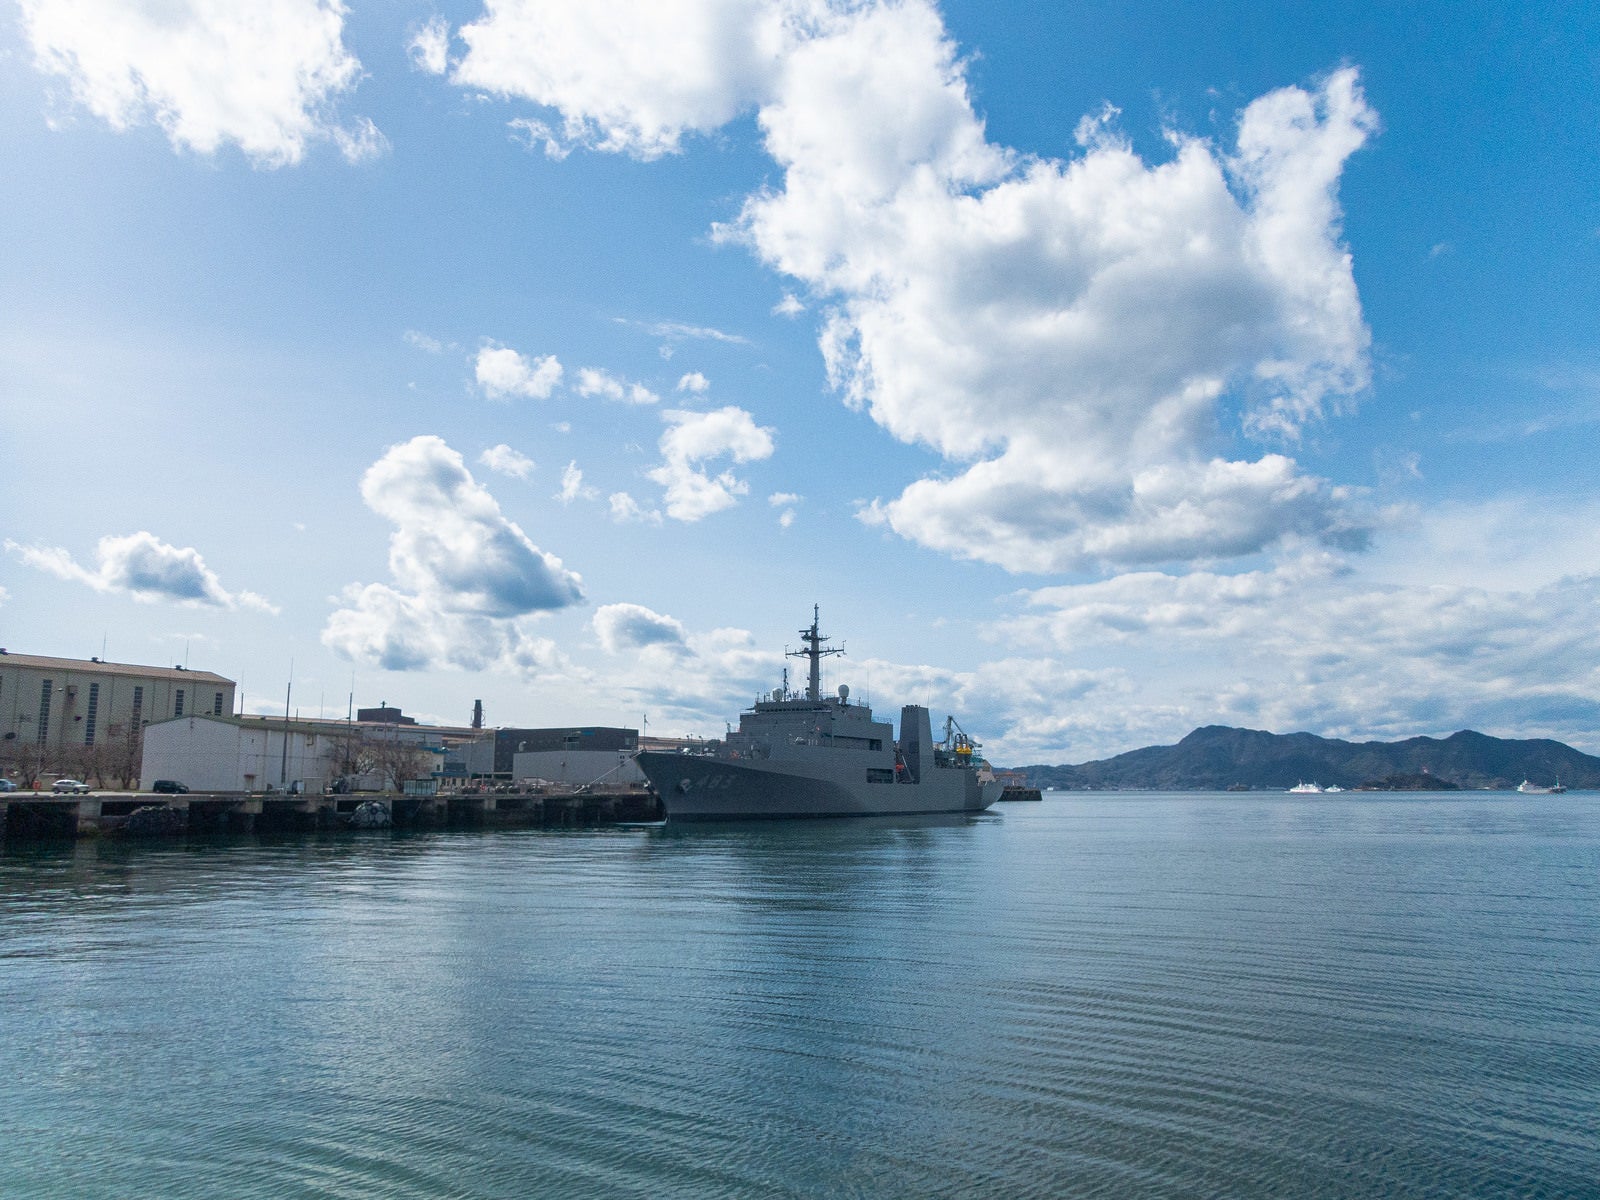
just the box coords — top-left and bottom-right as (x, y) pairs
(634, 608), (1001, 820)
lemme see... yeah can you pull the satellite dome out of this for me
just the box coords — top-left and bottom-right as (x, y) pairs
(838, 684), (850, 702)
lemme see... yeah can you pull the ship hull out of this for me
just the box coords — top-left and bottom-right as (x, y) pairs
(636, 751), (999, 821)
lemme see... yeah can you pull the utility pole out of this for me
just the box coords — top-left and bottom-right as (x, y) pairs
(280, 661), (293, 788)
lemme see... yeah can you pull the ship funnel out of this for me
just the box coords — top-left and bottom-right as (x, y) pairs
(898, 705), (932, 784)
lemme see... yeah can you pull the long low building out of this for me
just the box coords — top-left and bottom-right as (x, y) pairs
(140, 716), (699, 795)
(511, 748), (648, 788)
(492, 727), (707, 789)
(141, 713), (483, 793)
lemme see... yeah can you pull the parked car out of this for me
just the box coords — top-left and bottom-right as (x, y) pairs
(151, 780), (190, 794)
(0, 778), (17, 792)
(52, 778), (91, 794)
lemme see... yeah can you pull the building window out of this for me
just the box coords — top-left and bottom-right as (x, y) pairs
(131, 686), (143, 735)
(174, 689), (185, 717)
(37, 680), (53, 745)
(213, 691), (224, 716)
(85, 683), (100, 746)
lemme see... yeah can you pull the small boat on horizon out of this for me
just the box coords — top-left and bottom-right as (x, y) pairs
(1288, 781), (1322, 794)
(1516, 777), (1567, 794)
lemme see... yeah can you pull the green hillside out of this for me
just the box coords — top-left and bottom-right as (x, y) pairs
(1016, 727), (1596, 791)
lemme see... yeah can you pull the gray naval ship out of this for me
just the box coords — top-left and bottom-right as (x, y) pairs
(634, 608), (1003, 820)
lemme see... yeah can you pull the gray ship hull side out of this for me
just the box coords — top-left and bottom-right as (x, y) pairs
(636, 751), (995, 820)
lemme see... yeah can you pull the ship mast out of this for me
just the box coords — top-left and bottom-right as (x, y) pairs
(788, 604), (844, 702)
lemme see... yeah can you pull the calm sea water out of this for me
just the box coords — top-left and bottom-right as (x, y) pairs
(3, 793), (1597, 1199)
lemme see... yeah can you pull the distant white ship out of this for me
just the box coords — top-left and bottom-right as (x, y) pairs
(1516, 778), (1567, 795)
(1288, 781), (1322, 794)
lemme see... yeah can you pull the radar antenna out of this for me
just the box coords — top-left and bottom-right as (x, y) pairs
(788, 604), (845, 702)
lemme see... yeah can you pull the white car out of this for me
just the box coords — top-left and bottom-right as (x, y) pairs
(52, 778), (91, 794)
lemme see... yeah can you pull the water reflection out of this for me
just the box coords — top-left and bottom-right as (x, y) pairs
(2, 796), (1597, 1199)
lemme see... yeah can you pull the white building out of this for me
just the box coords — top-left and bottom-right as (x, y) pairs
(0, 650), (235, 756)
(141, 714), (483, 793)
(510, 748), (648, 788)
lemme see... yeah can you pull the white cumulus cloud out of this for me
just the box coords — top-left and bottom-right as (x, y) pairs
(558, 461), (599, 504)
(6, 532), (277, 612)
(580, 612), (784, 730)
(576, 367), (659, 404)
(476, 343), (563, 400)
(444, 1), (1378, 573)
(408, 14), (450, 75)
(322, 436), (584, 673)
(768, 491), (800, 527)
(609, 492), (663, 524)
(452, 0), (786, 159)
(723, 5), (1376, 572)
(647, 406), (775, 521)
(20, 0), (379, 166)
(479, 444), (536, 478)
(594, 603), (687, 653)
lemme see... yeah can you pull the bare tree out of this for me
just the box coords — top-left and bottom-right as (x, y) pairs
(328, 727), (378, 783)
(357, 731), (434, 793)
(1, 737), (54, 790)
(103, 721), (144, 790)
(56, 743), (99, 788)
(80, 741), (116, 790)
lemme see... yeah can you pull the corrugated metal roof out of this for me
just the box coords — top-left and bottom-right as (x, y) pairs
(0, 652), (233, 686)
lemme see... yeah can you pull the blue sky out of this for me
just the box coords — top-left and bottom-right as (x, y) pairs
(3, 0), (1599, 764)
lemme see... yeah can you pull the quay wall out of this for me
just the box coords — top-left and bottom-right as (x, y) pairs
(0, 787), (663, 841)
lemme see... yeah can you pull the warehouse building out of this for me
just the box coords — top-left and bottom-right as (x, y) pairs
(141, 713), (483, 794)
(0, 650), (235, 760)
(458, 726), (649, 788)
(478, 726), (639, 774)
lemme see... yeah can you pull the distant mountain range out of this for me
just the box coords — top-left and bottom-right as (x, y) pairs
(1013, 726), (1597, 791)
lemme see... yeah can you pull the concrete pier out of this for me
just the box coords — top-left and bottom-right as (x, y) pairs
(0, 786), (664, 841)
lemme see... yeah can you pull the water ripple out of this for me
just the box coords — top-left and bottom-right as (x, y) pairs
(3, 796), (1598, 1197)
